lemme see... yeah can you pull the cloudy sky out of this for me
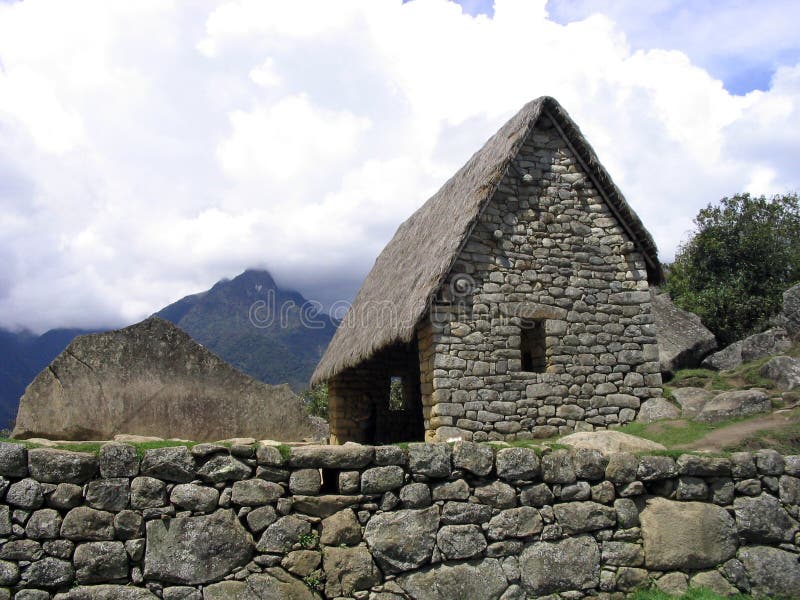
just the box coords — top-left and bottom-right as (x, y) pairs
(1, 0), (798, 333)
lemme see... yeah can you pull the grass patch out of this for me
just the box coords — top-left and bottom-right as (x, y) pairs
(669, 341), (800, 395)
(669, 368), (732, 391)
(630, 588), (751, 600)
(727, 354), (777, 389)
(618, 420), (720, 448)
(485, 439), (570, 455)
(276, 444), (292, 461)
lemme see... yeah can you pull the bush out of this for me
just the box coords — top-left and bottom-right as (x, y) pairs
(300, 384), (329, 420)
(666, 193), (800, 346)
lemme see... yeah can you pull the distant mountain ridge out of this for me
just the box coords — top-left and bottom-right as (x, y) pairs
(154, 270), (337, 392)
(0, 269), (337, 429)
(0, 327), (103, 428)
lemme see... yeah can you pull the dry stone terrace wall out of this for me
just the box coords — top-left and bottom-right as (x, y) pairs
(420, 116), (662, 443)
(0, 441), (798, 599)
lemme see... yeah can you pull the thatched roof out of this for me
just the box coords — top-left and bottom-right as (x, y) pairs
(312, 96), (662, 384)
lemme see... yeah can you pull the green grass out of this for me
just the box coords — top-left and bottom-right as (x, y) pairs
(276, 444), (292, 461)
(486, 440), (569, 455)
(669, 368), (733, 391)
(618, 420), (720, 448)
(669, 341), (800, 394)
(630, 588), (753, 600)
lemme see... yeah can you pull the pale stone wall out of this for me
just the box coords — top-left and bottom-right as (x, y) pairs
(425, 116), (662, 442)
(0, 441), (798, 599)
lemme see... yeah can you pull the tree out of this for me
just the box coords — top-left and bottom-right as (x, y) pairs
(300, 384), (328, 420)
(666, 193), (800, 346)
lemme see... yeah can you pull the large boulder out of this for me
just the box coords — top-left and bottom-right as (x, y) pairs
(363, 506), (439, 573)
(738, 546), (800, 597)
(203, 569), (320, 600)
(651, 289), (717, 375)
(759, 355), (800, 390)
(703, 327), (792, 371)
(12, 317), (317, 441)
(322, 546), (381, 598)
(640, 498), (737, 569)
(28, 449), (97, 484)
(671, 387), (713, 419)
(559, 431), (665, 455)
(774, 283), (800, 338)
(519, 536), (600, 595)
(395, 558), (508, 600)
(143, 509), (253, 585)
(553, 502), (616, 534)
(733, 494), (798, 543)
(56, 585), (158, 599)
(695, 389), (771, 423)
(636, 398), (680, 423)
(702, 340), (744, 371)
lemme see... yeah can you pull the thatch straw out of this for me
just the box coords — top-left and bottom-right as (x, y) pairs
(312, 96), (661, 384)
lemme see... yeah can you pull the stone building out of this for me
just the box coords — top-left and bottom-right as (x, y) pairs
(312, 96), (663, 444)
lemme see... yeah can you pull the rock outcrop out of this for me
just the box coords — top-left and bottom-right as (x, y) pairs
(759, 356), (800, 390)
(651, 289), (717, 375)
(694, 389), (772, 423)
(558, 431), (666, 454)
(703, 327), (792, 371)
(13, 317), (318, 442)
(635, 398), (680, 423)
(774, 283), (800, 339)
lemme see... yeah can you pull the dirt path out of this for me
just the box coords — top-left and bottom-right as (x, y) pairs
(678, 409), (799, 453)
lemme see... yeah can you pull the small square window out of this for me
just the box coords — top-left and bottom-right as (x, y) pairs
(521, 321), (547, 373)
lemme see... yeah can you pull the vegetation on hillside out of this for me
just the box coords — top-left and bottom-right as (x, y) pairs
(156, 269), (337, 392)
(665, 193), (800, 346)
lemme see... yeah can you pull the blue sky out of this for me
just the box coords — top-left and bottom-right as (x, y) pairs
(1, 0), (799, 331)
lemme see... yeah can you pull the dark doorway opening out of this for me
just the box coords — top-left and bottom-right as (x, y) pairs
(521, 320), (547, 372)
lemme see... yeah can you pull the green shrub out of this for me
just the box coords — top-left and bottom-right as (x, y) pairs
(666, 193), (800, 346)
(300, 384), (329, 419)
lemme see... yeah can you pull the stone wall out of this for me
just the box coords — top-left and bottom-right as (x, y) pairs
(0, 440), (798, 599)
(425, 115), (662, 442)
(328, 344), (424, 445)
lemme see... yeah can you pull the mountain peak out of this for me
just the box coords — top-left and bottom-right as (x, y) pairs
(233, 269), (278, 291)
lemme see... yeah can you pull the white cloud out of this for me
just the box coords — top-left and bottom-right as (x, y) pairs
(249, 57), (281, 87)
(0, 0), (798, 332)
(0, 66), (86, 153)
(217, 94), (371, 184)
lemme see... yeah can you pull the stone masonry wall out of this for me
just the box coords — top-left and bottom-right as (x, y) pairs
(425, 115), (662, 442)
(328, 344), (424, 445)
(0, 440), (798, 599)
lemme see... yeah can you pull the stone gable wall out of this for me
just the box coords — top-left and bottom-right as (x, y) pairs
(424, 115), (662, 442)
(0, 441), (798, 599)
